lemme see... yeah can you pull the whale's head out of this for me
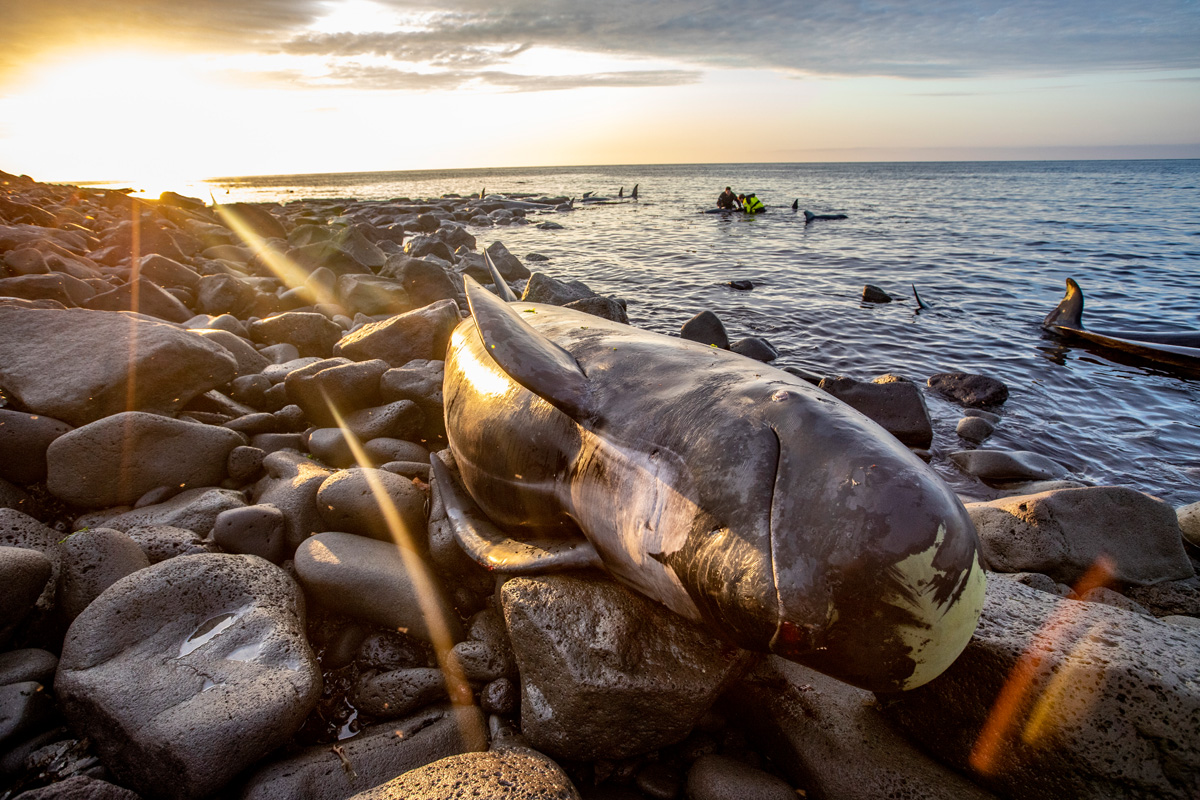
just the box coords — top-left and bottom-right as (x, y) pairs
(664, 382), (985, 693)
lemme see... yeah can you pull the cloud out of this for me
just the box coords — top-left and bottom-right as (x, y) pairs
(278, 63), (700, 92)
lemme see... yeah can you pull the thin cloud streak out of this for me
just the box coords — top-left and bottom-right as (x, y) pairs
(287, 64), (701, 92)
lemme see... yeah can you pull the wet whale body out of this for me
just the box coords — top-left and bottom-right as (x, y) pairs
(1043, 278), (1200, 369)
(804, 210), (849, 222)
(439, 272), (986, 693)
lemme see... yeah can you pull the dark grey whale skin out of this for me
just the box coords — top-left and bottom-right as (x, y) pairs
(1043, 278), (1200, 369)
(442, 277), (985, 692)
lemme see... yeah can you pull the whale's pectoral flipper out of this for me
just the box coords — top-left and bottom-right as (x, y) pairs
(483, 251), (519, 302)
(912, 284), (931, 311)
(463, 275), (592, 420)
(432, 453), (603, 573)
(1043, 277), (1084, 330)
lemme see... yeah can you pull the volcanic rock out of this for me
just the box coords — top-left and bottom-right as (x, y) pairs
(818, 374), (933, 448)
(681, 310), (730, 349)
(333, 299), (461, 366)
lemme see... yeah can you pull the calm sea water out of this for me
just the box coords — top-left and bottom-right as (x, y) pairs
(172, 161), (1200, 505)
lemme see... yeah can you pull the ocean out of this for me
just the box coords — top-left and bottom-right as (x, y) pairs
(103, 161), (1200, 505)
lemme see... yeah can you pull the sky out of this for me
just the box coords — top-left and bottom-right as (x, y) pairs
(0, 0), (1197, 184)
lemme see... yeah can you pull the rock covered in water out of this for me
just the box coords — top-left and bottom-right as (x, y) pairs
(928, 371), (1009, 407)
(951, 449), (1068, 483)
(0, 306), (237, 426)
(966, 486), (1194, 586)
(500, 574), (755, 761)
(55, 554), (321, 800)
(879, 578), (1200, 800)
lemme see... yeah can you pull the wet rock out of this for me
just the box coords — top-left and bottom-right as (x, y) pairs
(357, 630), (433, 671)
(966, 486), (1194, 586)
(293, 532), (458, 641)
(251, 450), (334, 551)
(727, 279), (754, 291)
(58, 528), (151, 622)
(56, 554), (321, 800)
(680, 310), (729, 349)
(123, 524), (214, 563)
(363, 438), (431, 470)
(880, 579), (1200, 800)
(0, 681), (56, 751)
(350, 747), (581, 800)
(927, 372), (1009, 407)
(481, 677), (517, 714)
(0, 547), (52, 648)
(352, 666), (446, 718)
(212, 504), (288, 564)
(316, 468), (426, 543)
(0, 649), (58, 686)
(818, 374), (933, 448)
(950, 449), (1068, 483)
(10, 774), (141, 799)
(47, 412), (243, 508)
(485, 241), (531, 280)
(241, 705), (486, 800)
(862, 284), (892, 303)
(284, 358), (388, 427)
(501, 574), (754, 761)
(0, 409), (74, 485)
(636, 761), (683, 799)
(306, 428), (359, 469)
(520, 273), (596, 306)
(0, 306), (237, 426)
(963, 407), (1001, 423)
(956, 415), (995, 443)
(684, 754), (798, 800)
(98, 487), (248, 538)
(563, 295), (629, 324)
(333, 299), (461, 366)
(730, 336), (779, 362)
(731, 657), (992, 800)
(250, 312), (344, 358)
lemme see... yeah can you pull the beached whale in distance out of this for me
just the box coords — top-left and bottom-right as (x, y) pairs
(804, 210), (848, 222)
(435, 259), (986, 693)
(1043, 278), (1200, 369)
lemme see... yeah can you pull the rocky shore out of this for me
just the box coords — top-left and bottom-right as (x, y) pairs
(0, 168), (1197, 800)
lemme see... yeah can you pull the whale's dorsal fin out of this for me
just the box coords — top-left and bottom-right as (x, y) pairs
(484, 250), (518, 302)
(431, 453), (602, 573)
(463, 274), (592, 420)
(1043, 277), (1084, 330)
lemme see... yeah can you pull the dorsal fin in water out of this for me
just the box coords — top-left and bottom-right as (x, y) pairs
(618, 187), (624, 198)
(431, 453), (602, 574)
(463, 275), (592, 420)
(484, 251), (518, 302)
(912, 284), (931, 310)
(631, 184), (638, 201)
(792, 199), (799, 211)
(1043, 277), (1084, 330)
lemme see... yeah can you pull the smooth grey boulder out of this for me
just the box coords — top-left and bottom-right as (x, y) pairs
(98, 487), (248, 538)
(0, 509), (62, 623)
(927, 372), (1009, 407)
(316, 468), (426, 542)
(138, 253), (202, 291)
(363, 438), (430, 468)
(56, 554), (321, 800)
(729, 335), (779, 362)
(341, 401), (423, 442)
(123, 524), (214, 563)
(378, 255), (458, 308)
(250, 312), (343, 358)
(484, 241), (530, 280)
(818, 374), (933, 448)
(336, 274), (412, 316)
(333, 299), (461, 366)
(82, 278), (194, 324)
(0, 306), (237, 426)
(294, 532), (458, 641)
(880, 578), (1200, 800)
(966, 486), (1194, 586)
(731, 657), (996, 800)
(680, 310), (730, 349)
(957, 415), (996, 443)
(520, 272), (595, 306)
(0, 680), (56, 751)
(348, 747), (581, 800)
(284, 358), (388, 427)
(1179, 500), (1200, 549)
(1125, 576), (1200, 617)
(685, 754), (799, 800)
(251, 450), (334, 551)
(47, 412), (244, 508)
(0, 649), (58, 686)
(194, 328), (270, 377)
(58, 528), (151, 622)
(379, 360), (445, 436)
(501, 575), (754, 761)
(0, 546), (52, 648)
(212, 504), (288, 564)
(306, 428), (360, 469)
(0, 409), (73, 485)
(950, 449), (1068, 483)
(241, 704), (487, 800)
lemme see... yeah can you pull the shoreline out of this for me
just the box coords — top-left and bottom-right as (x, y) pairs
(0, 168), (1197, 799)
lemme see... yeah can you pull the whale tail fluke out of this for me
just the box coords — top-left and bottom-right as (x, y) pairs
(803, 210), (815, 223)
(1043, 278), (1084, 330)
(912, 284), (931, 310)
(792, 199), (799, 211)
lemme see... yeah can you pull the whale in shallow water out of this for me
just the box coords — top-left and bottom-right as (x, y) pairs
(1043, 278), (1200, 369)
(438, 272), (985, 692)
(804, 210), (848, 222)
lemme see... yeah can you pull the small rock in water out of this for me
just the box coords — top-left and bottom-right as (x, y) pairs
(730, 336), (779, 362)
(862, 284), (893, 303)
(950, 449), (1067, 483)
(727, 279), (754, 290)
(927, 371), (1009, 407)
(956, 415), (995, 443)
(680, 310), (730, 350)
(818, 374), (932, 448)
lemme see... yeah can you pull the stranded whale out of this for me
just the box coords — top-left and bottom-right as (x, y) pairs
(804, 210), (849, 222)
(1043, 278), (1200, 369)
(437, 265), (985, 692)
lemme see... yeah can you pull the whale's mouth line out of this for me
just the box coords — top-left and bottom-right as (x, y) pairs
(766, 425), (785, 651)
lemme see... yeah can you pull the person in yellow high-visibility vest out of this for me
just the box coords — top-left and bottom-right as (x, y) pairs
(741, 193), (765, 214)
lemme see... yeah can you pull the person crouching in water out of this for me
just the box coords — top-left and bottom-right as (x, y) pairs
(742, 192), (765, 214)
(717, 187), (741, 210)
